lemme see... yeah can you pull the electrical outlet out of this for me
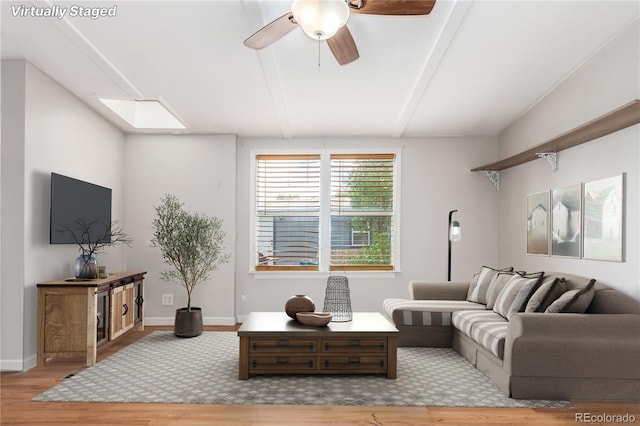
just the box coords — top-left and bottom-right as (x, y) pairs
(162, 294), (174, 306)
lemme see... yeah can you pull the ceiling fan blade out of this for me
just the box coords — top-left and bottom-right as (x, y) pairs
(327, 26), (360, 65)
(244, 12), (297, 49)
(348, 0), (436, 15)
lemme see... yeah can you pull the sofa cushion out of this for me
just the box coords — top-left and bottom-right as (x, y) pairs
(452, 310), (508, 359)
(383, 299), (485, 326)
(493, 272), (543, 319)
(546, 279), (596, 313)
(471, 321), (509, 359)
(466, 266), (514, 304)
(525, 277), (566, 312)
(452, 310), (506, 336)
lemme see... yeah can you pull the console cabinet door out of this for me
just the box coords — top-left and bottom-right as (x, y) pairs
(134, 279), (144, 326)
(123, 283), (135, 331)
(96, 289), (109, 346)
(110, 284), (135, 339)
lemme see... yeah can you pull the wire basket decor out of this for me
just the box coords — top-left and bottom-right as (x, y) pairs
(323, 274), (353, 322)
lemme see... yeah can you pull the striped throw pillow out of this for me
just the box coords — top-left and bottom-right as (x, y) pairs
(493, 272), (543, 319)
(467, 266), (514, 305)
(486, 271), (518, 310)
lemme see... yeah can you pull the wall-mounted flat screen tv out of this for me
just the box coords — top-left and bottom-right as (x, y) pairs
(50, 173), (112, 244)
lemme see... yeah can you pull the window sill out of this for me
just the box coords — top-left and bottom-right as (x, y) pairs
(250, 270), (399, 280)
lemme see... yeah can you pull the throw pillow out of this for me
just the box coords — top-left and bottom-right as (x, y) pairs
(545, 279), (596, 313)
(525, 277), (566, 312)
(486, 271), (517, 310)
(493, 272), (544, 319)
(467, 266), (514, 305)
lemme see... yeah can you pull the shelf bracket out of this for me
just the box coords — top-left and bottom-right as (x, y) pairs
(478, 170), (499, 191)
(536, 152), (557, 172)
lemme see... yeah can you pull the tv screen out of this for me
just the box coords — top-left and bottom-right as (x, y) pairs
(50, 173), (112, 244)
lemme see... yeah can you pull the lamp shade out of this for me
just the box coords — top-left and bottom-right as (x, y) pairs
(292, 0), (350, 40)
(449, 220), (461, 242)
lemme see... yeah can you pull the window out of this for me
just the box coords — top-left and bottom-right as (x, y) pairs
(330, 154), (395, 271)
(253, 152), (397, 272)
(256, 155), (320, 271)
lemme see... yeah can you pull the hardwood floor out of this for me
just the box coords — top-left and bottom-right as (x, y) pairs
(2, 326), (638, 425)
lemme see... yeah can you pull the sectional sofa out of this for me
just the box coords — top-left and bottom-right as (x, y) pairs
(383, 268), (640, 401)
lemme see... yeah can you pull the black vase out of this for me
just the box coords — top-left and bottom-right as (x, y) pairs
(174, 307), (203, 338)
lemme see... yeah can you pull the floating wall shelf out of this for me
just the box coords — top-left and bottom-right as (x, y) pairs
(472, 99), (640, 187)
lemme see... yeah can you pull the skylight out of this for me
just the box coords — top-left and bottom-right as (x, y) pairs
(99, 99), (185, 129)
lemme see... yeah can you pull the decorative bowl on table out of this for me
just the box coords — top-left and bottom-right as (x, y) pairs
(296, 312), (332, 326)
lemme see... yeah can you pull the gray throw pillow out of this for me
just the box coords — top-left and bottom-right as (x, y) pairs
(467, 266), (514, 305)
(525, 277), (566, 312)
(545, 279), (596, 313)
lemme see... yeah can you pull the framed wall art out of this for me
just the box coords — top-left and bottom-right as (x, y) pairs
(526, 191), (549, 255)
(583, 174), (624, 262)
(551, 184), (582, 258)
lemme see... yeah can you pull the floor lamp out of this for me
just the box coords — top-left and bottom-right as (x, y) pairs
(448, 210), (461, 281)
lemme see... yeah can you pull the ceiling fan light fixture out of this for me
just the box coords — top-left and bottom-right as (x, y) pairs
(292, 0), (350, 40)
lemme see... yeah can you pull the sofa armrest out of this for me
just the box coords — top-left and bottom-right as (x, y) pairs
(504, 313), (640, 379)
(409, 281), (470, 300)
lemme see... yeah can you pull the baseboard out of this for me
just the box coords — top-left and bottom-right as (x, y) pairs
(24, 353), (36, 371)
(1, 358), (24, 372)
(145, 316), (237, 326)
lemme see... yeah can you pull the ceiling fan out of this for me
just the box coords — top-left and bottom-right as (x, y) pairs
(244, 0), (436, 65)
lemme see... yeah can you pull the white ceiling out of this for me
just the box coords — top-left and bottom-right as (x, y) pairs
(2, 0), (638, 138)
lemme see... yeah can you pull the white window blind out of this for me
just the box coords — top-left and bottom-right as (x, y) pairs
(255, 155), (320, 271)
(330, 154), (395, 270)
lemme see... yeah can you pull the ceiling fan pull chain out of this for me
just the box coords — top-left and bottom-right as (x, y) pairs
(317, 34), (321, 67)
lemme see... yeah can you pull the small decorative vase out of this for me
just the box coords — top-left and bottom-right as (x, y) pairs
(75, 254), (98, 279)
(285, 294), (315, 319)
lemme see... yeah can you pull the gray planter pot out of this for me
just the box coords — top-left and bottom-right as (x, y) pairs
(174, 307), (203, 338)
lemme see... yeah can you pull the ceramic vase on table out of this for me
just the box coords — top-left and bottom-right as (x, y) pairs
(285, 294), (315, 319)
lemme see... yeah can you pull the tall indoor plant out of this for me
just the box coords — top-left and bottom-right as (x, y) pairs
(151, 194), (230, 337)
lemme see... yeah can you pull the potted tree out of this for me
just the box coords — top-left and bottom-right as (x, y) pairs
(151, 194), (230, 337)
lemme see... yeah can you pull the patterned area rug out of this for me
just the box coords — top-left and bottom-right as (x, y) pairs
(34, 331), (572, 407)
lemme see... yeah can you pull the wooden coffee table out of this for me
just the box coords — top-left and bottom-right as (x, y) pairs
(238, 312), (399, 380)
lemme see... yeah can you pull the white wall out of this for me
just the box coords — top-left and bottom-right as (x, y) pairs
(497, 20), (640, 299)
(123, 135), (237, 325)
(499, 20), (640, 157)
(0, 60), (127, 371)
(235, 137), (499, 320)
(1, 60), (26, 371)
